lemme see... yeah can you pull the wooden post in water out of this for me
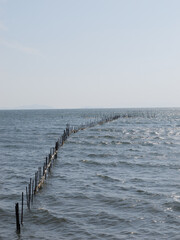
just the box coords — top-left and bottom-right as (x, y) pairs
(34, 172), (37, 193)
(45, 160), (47, 180)
(43, 164), (45, 176)
(26, 186), (29, 209)
(32, 180), (34, 203)
(55, 141), (58, 151)
(38, 167), (41, 182)
(64, 130), (66, 140)
(15, 203), (20, 234)
(21, 192), (23, 225)
(29, 178), (31, 209)
(46, 157), (48, 168)
(66, 124), (70, 136)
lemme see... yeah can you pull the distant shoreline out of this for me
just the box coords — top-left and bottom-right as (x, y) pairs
(0, 107), (180, 111)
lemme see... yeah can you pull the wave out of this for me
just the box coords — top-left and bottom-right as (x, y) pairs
(29, 207), (69, 225)
(87, 153), (112, 158)
(94, 193), (127, 206)
(162, 194), (180, 212)
(0, 207), (8, 216)
(116, 159), (180, 170)
(111, 141), (131, 145)
(163, 197), (180, 212)
(3, 144), (22, 149)
(99, 141), (109, 146)
(103, 135), (115, 139)
(80, 159), (117, 167)
(96, 173), (121, 182)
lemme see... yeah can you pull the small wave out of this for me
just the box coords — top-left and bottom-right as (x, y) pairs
(87, 153), (112, 158)
(96, 173), (120, 182)
(163, 141), (175, 146)
(94, 193), (128, 207)
(81, 159), (101, 166)
(172, 194), (180, 203)
(100, 141), (108, 146)
(111, 141), (131, 145)
(104, 135), (115, 139)
(4, 144), (22, 149)
(164, 196), (180, 212)
(61, 161), (75, 167)
(0, 193), (20, 201)
(95, 210), (127, 222)
(31, 207), (69, 225)
(117, 160), (136, 167)
(63, 192), (90, 200)
(117, 160), (178, 170)
(131, 178), (145, 183)
(45, 132), (59, 136)
(171, 202), (180, 211)
(0, 207), (8, 215)
(0, 206), (13, 219)
(80, 159), (117, 167)
(142, 142), (155, 147)
(68, 139), (98, 146)
(135, 188), (160, 197)
(86, 135), (98, 139)
(98, 128), (113, 132)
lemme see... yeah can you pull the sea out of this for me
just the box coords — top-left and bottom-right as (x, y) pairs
(0, 108), (180, 240)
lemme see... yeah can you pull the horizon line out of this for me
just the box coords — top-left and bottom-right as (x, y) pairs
(0, 106), (180, 111)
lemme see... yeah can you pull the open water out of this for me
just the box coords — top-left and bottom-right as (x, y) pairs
(0, 108), (180, 240)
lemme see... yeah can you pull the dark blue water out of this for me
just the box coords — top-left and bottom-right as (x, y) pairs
(0, 108), (180, 239)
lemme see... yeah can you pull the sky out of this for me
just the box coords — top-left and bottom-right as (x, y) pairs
(0, 0), (180, 109)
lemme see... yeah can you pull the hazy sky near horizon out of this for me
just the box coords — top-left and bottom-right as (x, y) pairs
(0, 0), (180, 109)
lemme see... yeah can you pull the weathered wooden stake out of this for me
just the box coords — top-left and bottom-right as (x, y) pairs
(21, 192), (23, 225)
(29, 178), (31, 208)
(43, 164), (45, 176)
(26, 186), (29, 208)
(34, 172), (37, 193)
(32, 180), (34, 203)
(46, 157), (48, 167)
(15, 203), (20, 234)
(38, 167), (41, 181)
(55, 141), (58, 151)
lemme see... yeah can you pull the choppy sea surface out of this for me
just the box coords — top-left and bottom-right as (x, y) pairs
(0, 108), (180, 240)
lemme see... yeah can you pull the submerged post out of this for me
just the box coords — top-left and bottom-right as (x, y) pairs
(15, 203), (20, 234)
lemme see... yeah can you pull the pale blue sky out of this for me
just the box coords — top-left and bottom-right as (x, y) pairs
(0, 0), (180, 109)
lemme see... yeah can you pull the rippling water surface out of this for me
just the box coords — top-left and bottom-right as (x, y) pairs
(0, 108), (180, 240)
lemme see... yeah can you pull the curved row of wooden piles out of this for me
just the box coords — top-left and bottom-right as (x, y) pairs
(15, 113), (120, 234)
